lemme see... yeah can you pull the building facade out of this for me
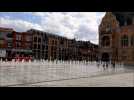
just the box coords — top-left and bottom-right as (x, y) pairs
(99, 12), (134, 65)
(27, 29), (48, 60)
(76, 41), (98, 61)
(0, 27), (32, 60)
(27, 29), (78, 61)
(0, 27), (98, 61)
(0, 27), (14, 59)
(28, 29), (98, 61)
(12, 31), (32, 59)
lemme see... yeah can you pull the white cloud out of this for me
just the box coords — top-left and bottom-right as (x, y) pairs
(0, 17), (43, 32)
(34, 12), (105, 44)
(0, 12), (105, 44)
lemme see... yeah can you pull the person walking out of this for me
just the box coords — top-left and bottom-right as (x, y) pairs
(106, 61), (108, 69)
(102, 61), (106, 70)
(112, 61), (115, 69)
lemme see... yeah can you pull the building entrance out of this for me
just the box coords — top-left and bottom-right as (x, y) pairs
(102, 53), (110, 62)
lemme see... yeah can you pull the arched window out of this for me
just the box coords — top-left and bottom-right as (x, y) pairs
(101, 36), (110, 47)
(121, 35), (129, 47)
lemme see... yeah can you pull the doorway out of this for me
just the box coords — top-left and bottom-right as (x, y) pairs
(102, 53), (110, 62)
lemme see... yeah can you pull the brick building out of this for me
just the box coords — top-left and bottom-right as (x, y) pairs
(11, 31), (32, 59)
(0, 27), (98, 61)
(99, 12), (134, 65)
(27, 29), (78, 61)
(27, 29), (49, 60)
(0, 27), (32, 60)
(68, 39), (78, 60)
(76, 41), (98, 61)
(0, 27), (14, 59)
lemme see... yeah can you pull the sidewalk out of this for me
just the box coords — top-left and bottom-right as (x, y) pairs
(14, 72), (134, 87)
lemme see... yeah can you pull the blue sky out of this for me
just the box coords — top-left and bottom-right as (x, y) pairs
(0, 12), (41, 24)
(0, 12), (105, 44)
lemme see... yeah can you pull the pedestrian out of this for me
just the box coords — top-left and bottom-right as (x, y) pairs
(103, 61), (106, 70)
(112, 61), (115, 69)
(97, 61), (100, 68)
(106, 61), (108, 69)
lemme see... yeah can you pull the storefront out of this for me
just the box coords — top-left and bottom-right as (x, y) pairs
(5, 49), (32, 60)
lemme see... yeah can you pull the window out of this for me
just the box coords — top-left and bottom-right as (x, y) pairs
(0, 39), (4, 48)
(106, 24), (111, 32)
(46, 46), (48, 50)
(38, 45), (40, 49)
(16, 35), (21, 41)
(60, 41), (64, 45)
(52, 40), (54, 45)
(26, 43), (31, 49)
(34, 44), (37, 49)
(55, 41), (57, 45)
(16, 42), (21, 48)
(34, 37), (37, 42)
(42, 45), (45, 50)
(101, 36), (110, 47)
(51, 46), (53, 51)
(8, 42), (12, 48)
(0, 32), (2, 38)
(121, 35), (129, 47)
(38, 38), (41, 42)
(26, 36), (31, 41)
(131, 36), (134, 46)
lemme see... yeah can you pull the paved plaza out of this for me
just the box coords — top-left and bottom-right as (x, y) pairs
(12, 72), (134, 87)
(0, 60), (134, 87)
